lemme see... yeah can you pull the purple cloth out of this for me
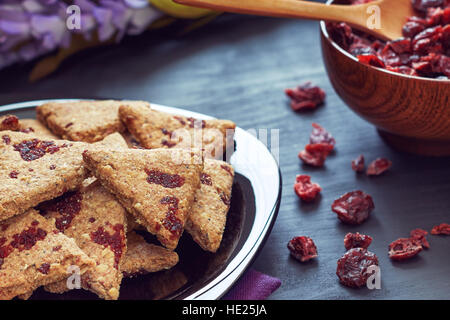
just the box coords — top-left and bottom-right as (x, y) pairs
(222, 269), (281, 300)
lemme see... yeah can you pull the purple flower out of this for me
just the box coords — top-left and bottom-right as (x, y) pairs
(0, 0), (162, 69)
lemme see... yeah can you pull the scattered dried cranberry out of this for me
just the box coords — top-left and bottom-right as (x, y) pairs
(351, 155), (365, 172)
(344, 232), (373, 250)
(218, 189), (231, 206)
(298, 143), (333, 167)
(52, 245), (62, 251)
(431, 223), (450, 235)
(336, 248), (379, 288)
(90, 224), (125, 269)
(366, 158), (392, 176)
(145, 169), (185, 188)
(389, 238), (423, 260)
(200, 173), (212, 186)
(287, 236), (318, 262)
(332, 190), (375, 225)
(294, 175), (322, 202)
(49, 165), (56, 170)
(410, 228), (430, 249)
(285, 82), (326, 111)
(309, 123), (336, 147)
(88, 217), (96, 223)
(37, 263), (51, 274)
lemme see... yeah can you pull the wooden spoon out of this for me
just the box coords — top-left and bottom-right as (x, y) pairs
(173, 0), (414, 41)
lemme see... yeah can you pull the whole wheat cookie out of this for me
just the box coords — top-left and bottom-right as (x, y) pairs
(121, 231), (179, 278)
(186, 159), (234, 252)
(0, 209), (95, 300)
(0, 131), (91, 222)
(36, 100), (150, 143)
(83, 148), (203, 250)
(39, 181), (128, 300)
(119, 103), (236, 159)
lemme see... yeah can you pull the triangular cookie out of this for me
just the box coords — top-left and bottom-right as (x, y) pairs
(185, 159), (234, 252)
(39, 181), (128, 300)
(83, 148), (203, 250)
(119, 103), (236, 159)
(37, 100), (149, 143)
(121, 231), (178, 278)
(0, 131), (90, 222)
(0, 209), (95, 300)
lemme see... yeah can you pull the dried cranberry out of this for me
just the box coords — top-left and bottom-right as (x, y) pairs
(37, 263), (51, 274)
(2, 135), (11, 145)
(410, 228), (430, 249)
(38, 192), (83, 232)
(220, 164), (234, 177)
(285, 82), (326, 112)
(331, 190), (375, 225)
(160, 196), (183, 237)
(90, 224), (125, 269)
(145, 169), (185, 188)
(298, 143), (333, 167)
(187, 117), (206, 129)
(20, 127), (34, 134)
(200, 173), (212, 186)
(431, 223), (450, 235)
(351, 155), (365, 172)
(13, 139), (63, 162)
(9, 171), (19, 179)
(294, 175), (321, 202)
(1, 115), (19, 130)
(366, 158), (392, 176)
(412, 0), (444, 12)
(10, 226), (47, 251)
(88, 217), (96, 223)
(336, 248), (379, 288)
(388, 238), (423, 260)
(357, 54), (386, 68)
(287, 236), (318, 262)
(344, 232), (373, 250)
(52, 245), (62, 251)
(161, 139), (176, 148)
(309, 123), (336, 147)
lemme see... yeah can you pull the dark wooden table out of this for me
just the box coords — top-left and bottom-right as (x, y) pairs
(1, 13), (449, 300)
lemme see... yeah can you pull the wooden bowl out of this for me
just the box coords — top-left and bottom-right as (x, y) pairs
(319, 14), (450, 156)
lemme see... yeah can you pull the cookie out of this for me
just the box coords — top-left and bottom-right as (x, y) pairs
(37, 100), (150, 143)
(0, 131), (90, 222)
(121, 231), (178, 278)
(40, 181), (128, 300)
(185, 159), (234, 252)
(119, 103), (236, 159)
(0, 209), (95, 300)
(83, 148), (203, 250)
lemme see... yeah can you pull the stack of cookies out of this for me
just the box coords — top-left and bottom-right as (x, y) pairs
(0, 100), (236, 300)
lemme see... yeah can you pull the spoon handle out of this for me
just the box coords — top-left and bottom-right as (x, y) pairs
(174, 0), (375, 26)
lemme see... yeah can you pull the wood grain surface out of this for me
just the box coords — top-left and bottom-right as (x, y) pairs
(0, 14), (449, 300)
